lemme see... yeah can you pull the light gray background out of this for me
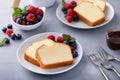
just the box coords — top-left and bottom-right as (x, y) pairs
(0, 0), (120, 80)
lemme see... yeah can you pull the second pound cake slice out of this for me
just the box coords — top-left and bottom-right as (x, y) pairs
(36, 42), (74, 69)
(74, 1), (105, 26)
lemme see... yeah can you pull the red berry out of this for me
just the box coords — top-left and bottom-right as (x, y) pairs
(22, 20), (26, 25)
(13, 17), (18, 22)
(67, 9), (75, 17)
(64, 3), (72, 9)
(71, 1), (77, 6)
(36, 9), (44, 16)
(26, 13), (35, 22)
(57, 36), (64, 43)
(47, 35), (55, 41)
(28, 6), (37, 13)
(6, 29), (13, 36)
(66, 16), (73, 23)
(70, 46), (74, 52)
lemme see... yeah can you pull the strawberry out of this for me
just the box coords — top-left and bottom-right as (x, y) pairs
(28, 6), (37, 13)
(67, 9), (75, 17)
(64, 3), (72, 9)
(57, 36), (64, 43)
(26, 13), (35, 22)
(47, 35), (55, 41)
(36, 9), (44, 16)
(6, 29), (13, 36)
(66, 16), (73, 23)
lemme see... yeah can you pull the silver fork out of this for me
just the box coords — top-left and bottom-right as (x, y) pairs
(96, 46), (120, 62)
(97, 48), (120, 78)
(88, 54), (109, 80)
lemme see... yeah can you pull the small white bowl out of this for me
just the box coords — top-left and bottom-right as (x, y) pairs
(12, 7), (46, 30)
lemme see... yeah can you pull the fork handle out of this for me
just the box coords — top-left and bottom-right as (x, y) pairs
(112, 67), (120, 78)
(99, 66), (109, 80)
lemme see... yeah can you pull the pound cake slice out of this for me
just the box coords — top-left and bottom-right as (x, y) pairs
(24, 39), (54, 66)
(74, 1), (105, 26)
(77, 0), (106, 11)
(36, 42), (74, 69)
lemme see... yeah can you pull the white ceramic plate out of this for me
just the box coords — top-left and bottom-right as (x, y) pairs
(17, 32), (83, 75)
(56, 2), (114, 29)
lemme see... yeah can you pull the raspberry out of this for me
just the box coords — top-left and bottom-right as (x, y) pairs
(71, 1), (77, 7)
(36, 9), (44, 16)
(26, 13), (35, 22)
(57, 36), (64, 43)
(47, 35), (55, 41)
(13, 17), (18, 22)
(70, 46), (74, 52)
(64, 3), (72, 9)
(6, 29), (13, 36)
(22, 20), (26, 25)
(67, 34), (71, 38)
(67, 9), (75, 17)
(28, 6), (37, 13)
(66, 16), (73, 23)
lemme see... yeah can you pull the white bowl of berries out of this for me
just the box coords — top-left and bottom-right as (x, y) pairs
(12, 5), (46, 30)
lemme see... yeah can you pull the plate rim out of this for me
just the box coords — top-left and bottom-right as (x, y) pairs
(56, 2), (114, 29)
(17, 32), (83, 75)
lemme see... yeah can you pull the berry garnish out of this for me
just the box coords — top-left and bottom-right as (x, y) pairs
(13, 17), (18, 22)
(26, 13), (35, 22)
(36, 15), (42, 21)
(67, 9), (75, 17)
(47, 35), (55, 41)
(63, 41), (69, 45)
(7, 24), (13, 29)
(67, 34), (71, 38)
(62, 7), (67, 14)
(6, 29), (13, 36)
(11, 34), (16, 40)
(36, 9), (44, 16)
(70, 46), (74, 52)
(69, 42), (77, 49)
(5, 38), (10, 44)
(64, 3), (72, 9)
(72, 50), (78, 58)
(16, 18), (22, 24)
(2, 27), (7, 33)
(73, 15), (79, 22)
(57, 36), (64, 43)
(66, 16), (73, 23)
(28, 5), (37, 13)
(71, 1), (77, 7)
(22, 20), (26, 25)
(16, 34), (22, 40)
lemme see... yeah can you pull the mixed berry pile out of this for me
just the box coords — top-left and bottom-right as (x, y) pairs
(47, 34), (78, 58)
(0, 24), (22, 47)
(62, 0), (79, 23)
(12, 5), (44, 25)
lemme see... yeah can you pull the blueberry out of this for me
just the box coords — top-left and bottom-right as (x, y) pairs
(72, 50), (78, 58)
(63, 41), (69, 45)
(5, 38), (10, 44)
(26, 22), (33, 25)
(73, 15), (79, 22)
(69, 42), (77, 49)
(33, 19), (39, 24)
(62, 7), (67, 12)
(63, 10), (68, 14)
(7, 24), (13, 29)
(2, 27), (7, 33)
(21, 16), (26, 20)
(16, 34), (22, 40)
(11, 34), (16, 40)
(16, 18), (22, 24)
(36, 15), (42, 21)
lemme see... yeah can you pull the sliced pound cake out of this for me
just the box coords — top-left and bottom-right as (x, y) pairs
(74, 1), (105, 26)
(77, 0), (106, 11)
(24, 39), (54, 66)
(36, 42), (74, 69)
